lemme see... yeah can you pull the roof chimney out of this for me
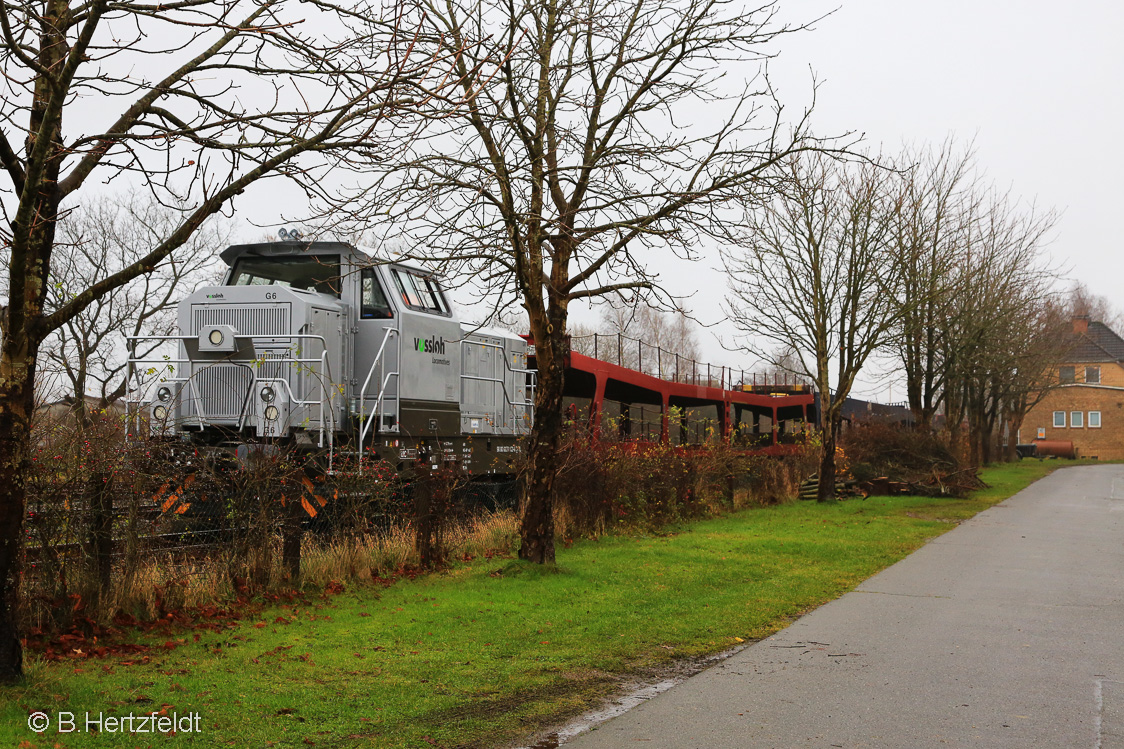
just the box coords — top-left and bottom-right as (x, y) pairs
(1073, 315), (1090, 334)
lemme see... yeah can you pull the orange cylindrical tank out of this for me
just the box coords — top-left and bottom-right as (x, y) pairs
(1033, 440), (1076, 459)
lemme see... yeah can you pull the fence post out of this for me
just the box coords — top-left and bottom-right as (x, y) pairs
(282, 496), (303, 583)
(594, 333), (598, 360)
(88, 473), (114, 601)
(413, 459), (455, 569)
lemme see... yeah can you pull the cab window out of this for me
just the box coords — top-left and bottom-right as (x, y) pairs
(360, 269), (393, 319)
(231, 255), (341, 297)
(421, 276), (449, 314)
(391, 268), (450, 315)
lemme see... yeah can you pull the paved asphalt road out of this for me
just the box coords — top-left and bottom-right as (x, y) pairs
(566, 464), (1124, 748)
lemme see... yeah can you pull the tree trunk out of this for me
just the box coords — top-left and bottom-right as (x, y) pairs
(944, 379), (965, 463)
(0, 364), (35, 682)
(965, 424), (976, 468)
(1004, 416), (1022, 462)
(0, 5), (68, 678)
(980, 419), (995, 465)
(413, 460), (454, 569)
(519, 316), (566, 564)
(948, 423), (961, 460)
(817, 420), (837, 502)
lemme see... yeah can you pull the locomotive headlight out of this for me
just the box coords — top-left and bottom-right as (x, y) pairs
(153, 405), (168, 420)
(264, 405), (280, 422)
(156, 386), (172, 403)
(208, 329), (225, 346)
(260, 385), (276, 403)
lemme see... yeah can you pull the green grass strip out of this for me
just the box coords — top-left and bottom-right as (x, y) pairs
(1, 459), (1074, 748)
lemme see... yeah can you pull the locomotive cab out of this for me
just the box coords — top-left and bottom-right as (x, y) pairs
(128, 239), (533, 472)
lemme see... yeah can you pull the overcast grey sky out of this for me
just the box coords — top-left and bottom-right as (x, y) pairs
(105, 0), (1120, 402)
(627, 0), (1124, 400)
(770, 0), (1123, 294)
(233, 1), (1123, 398)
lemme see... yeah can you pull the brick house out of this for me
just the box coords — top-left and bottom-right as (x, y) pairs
(1023, 316), (1124, 460)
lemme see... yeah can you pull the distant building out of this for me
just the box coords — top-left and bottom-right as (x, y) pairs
(1023, 316), (1124, 459)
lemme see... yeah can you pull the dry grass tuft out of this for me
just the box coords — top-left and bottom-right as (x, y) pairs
(301, 511), (520, 587)
(80, 512), (519, 624)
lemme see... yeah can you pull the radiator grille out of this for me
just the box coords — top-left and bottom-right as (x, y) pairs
(187, 303), (293, 422)
(255, 353), (291, 383)
(193, 365), (253, 419)
(191, 304), (291, 337)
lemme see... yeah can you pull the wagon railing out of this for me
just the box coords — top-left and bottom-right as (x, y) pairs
(568, 332), (812, 392)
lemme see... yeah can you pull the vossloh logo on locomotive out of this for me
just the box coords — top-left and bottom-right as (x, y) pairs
(414, 335), (446, 355)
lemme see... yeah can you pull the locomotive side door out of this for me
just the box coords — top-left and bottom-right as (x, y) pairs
(353, 266), (399, 432)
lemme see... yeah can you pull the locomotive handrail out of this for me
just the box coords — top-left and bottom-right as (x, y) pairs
(126, 333), (337, 441)
(316, 349), (337, 472)
(122, 363), (198, 439)
(367, 370), (398, 441)
(460, 339), (535, 435)
(460, 374), (535, 434)
(357, 327), (400, 457)
(123, 346), (212, 437)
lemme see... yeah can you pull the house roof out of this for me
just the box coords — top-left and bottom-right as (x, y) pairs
(1068, 321), (1124, 363)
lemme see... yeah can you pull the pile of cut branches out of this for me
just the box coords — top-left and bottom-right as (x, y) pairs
(841, 423), (982, 498)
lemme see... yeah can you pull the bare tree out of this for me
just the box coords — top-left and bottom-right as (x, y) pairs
(763, 345), (804, 381)
(1066, 282), (1124, 333)
(564, 319), (600, 356)
(597, 304), (701, 378)
(724, 153), (902, 500)
(888, 140), (977, 431)
(942, 189), (1059, 466)
(997, 299), (1071, 461)
(358, 0), (828, 562)
(0, 0), (465, 680)
(37, 193), (229, 412)
(35, 194), (233, 604)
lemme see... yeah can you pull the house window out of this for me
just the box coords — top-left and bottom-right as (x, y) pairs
(1071, 411), (1084, 428)
(1060, 366), (1076, 384)
(1090, 411), (1102, 428)
(1086, 366), (1101, 384)
(1053, 411), (1066, 428)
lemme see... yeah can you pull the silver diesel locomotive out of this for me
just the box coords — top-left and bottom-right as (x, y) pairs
(128, 239), (534, 473)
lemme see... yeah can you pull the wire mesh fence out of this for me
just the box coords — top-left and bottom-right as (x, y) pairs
(22, 381), (814, 634)
(21, 414), (518, 632)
